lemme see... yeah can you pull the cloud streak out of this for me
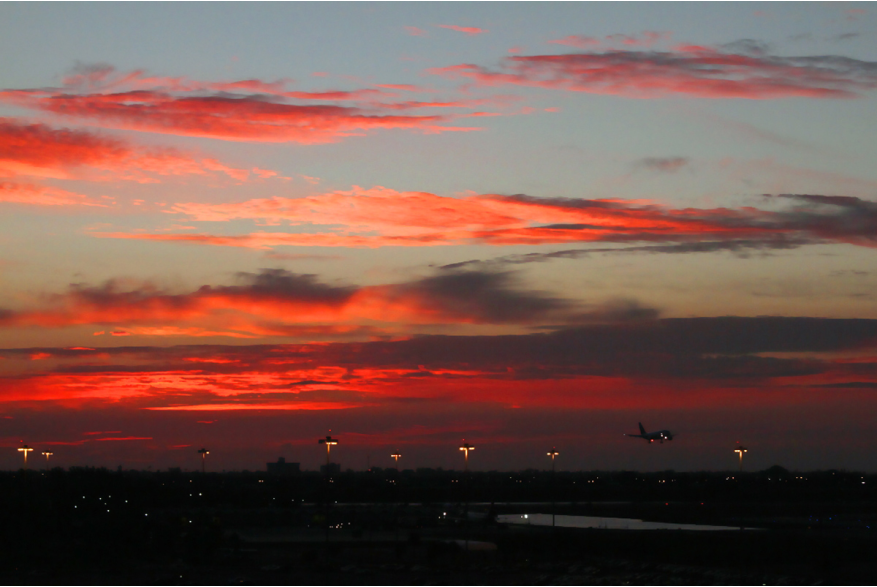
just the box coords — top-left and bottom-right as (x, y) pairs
(96, 187), (877, 251)
(0, 268), (577, 335)
(441, 237), (818, 269)
(437, 25), (488, 36)
(429, 45), (877, 99)
(1, 317), (875, 411)
(0, 117), (266, 186)
(0, 66), (484, 144)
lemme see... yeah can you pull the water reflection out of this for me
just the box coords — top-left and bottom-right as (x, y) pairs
(497, 513), (759, 531)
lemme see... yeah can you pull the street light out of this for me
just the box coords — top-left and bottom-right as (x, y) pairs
(734, 446), (748, 472)
(41, 451), (53, 470)
(547, 448), (559, 472)
(459, 442), (475, 472)
(547, 448), (560, 527)
(18, 444), (33, 470)
(198, 448), (209, 473)
(319, 436), (338, 467)
(391, 452), (401, 465)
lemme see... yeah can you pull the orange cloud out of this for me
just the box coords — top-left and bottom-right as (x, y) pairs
(437, 24), (488, 36)
(95, 188), (877, 250)
(0, 268), (575, 334)
(145, 402), (363, 411)
(0, 117), (273, 186)
(0, 181), (102, 207)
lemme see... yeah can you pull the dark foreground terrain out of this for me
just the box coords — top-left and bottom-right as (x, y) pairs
(1, 467), (875, 585)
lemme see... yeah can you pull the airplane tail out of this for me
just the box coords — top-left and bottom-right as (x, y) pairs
(638, 422), (646, 435)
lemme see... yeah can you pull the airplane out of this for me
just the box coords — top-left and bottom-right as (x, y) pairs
(626, 422), (674, 444)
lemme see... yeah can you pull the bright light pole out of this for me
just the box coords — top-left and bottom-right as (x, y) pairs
(41, 451), (53, 470)
(18, 444), (33, 470)
(459, 442), (475, 472)
(318, 435), (339, 546)
(391, 452), (401, 465)
(547, 448), (559, 472)
(734, 446), (748, 472)
(198, 448), (209, 473)
(319, 435), (338, 467)
(547, 448), (559, 527)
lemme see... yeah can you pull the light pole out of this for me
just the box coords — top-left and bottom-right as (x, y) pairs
(198, 448), (209, 473)
(458, 441), (476, 554)
(547, 448), (559, 472)
(547, 448), (559, 527)
(734, 446), (748, 472)
(459, 442), (475, 472)
(319, 435), (339, 468)
(391, 452), (401, 465)
(18, 444), (33, 470)
(318, 435), (339, 547)
(41, 451), (53, 471)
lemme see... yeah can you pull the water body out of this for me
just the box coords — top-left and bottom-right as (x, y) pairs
(497, 513), (759, 531)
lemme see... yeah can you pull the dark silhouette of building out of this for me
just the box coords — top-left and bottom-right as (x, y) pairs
(266, 457), (300, 476)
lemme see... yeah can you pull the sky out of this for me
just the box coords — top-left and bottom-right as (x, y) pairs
(1, 2), (877, 473)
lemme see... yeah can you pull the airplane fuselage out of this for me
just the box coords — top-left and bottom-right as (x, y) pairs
(626, 423), (674, 443)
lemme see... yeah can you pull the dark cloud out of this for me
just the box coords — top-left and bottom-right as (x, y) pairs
(431, 47), (877, 99)
(0, 268), (584, 330)
(385, 270), (573, 323)
(633, 156), (690, 173)
(788, 33), (814, 43)
(66, 269), (356, 308)
(441, 237), (816, 269)
(574, 299), (660, 323)
(767, 194), (877, 245)
(807, 381), (877, 389)
(221, 269), (356, 303)
(720, 39), (772, 56)
(4, 317), (876, 388)
(499, 193), (626, 210)
(832, 33), (860, 42)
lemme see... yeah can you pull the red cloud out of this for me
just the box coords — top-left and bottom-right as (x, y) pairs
(0, 118), (277, 206)
(0, 67), (484, 143)
(437, 25), (488, 36)
(0, 268), (575, 337)
(429, 46), (877, 99)
(145, 402), (362, 411)
(92, 188), (877, 251)
(2, 317), (876, 412)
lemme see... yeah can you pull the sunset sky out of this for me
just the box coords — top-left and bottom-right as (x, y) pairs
(2, 2), (877, 472)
